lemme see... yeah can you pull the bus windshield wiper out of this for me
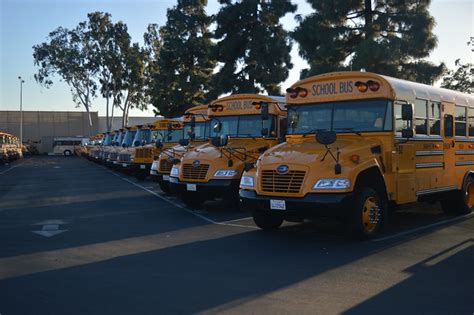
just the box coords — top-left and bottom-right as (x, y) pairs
(334, 127), (362, 136)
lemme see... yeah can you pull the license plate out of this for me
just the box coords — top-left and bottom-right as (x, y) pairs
(150, 170), (157, 175)
(113, 161), (118, 164)
(122, 163), (127, 167)
(163, 175), (170, 181)
(140, 165), (146, 169)
(270, 199), (286, 210)
(186, 184), (197, 191)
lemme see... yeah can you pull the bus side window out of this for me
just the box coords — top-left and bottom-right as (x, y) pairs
(444, 114), (454, 137)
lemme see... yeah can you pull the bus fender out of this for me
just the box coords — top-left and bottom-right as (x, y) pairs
(353, 165), (389, 202)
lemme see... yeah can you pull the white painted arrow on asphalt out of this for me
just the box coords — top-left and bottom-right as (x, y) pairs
(31, 220), (68, 238)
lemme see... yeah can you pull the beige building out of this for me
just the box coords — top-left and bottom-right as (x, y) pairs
(0, 111), (158, 153)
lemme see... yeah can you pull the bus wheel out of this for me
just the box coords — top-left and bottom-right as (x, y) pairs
(348, 187), (385, 239)
(159, 182), (171, 194)
(182, 192), (204, 208)
(63, 150), (72, 156)
(252, 211), (283, 230)
(440, 176), (474, 215)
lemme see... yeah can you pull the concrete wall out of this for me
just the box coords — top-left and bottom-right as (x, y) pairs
(0, 111), (99, 153)
(0, 111), (160, 153)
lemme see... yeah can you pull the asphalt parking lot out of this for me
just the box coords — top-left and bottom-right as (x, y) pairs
(0, 156), (473, 314)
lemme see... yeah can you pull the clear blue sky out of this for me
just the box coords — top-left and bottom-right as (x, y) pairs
(1, 0), (472, 117)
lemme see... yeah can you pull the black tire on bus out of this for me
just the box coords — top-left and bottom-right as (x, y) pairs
(440, 176), (474, 215)
(159, 181), (171, 194)
(252, 211), (284, 230)
(63, 150), (72, 156)
(347, 187), (387, 239)
(182, 192), (204, 208)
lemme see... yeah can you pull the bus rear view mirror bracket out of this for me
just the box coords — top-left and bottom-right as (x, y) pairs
(211, 135), (228, 147)
(261, 127), (269, 137)
(401, 103), (413, 121)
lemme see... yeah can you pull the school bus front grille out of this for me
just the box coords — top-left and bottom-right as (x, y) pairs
(260, 170), (306, 194)
(109, 152), (118, 160)
(135, 148), (152, 158)
(159, 159), (173, 174)
(182, 164), (209, 180)
(118, 153), (131, 162)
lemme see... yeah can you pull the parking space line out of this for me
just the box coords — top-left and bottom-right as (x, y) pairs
(95, 164), (257, 230)
(0, 164), (20, 175)
(372, 212), (474, 242)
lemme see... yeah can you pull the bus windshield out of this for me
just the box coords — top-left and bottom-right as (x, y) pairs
(116, 132), (124, 144)
(210, 115), (275, 138)
(287, 99), (392, 135)
(185, 121), (209, 140)
(122, 131), (136, 147)
(133, 129), (152, 146)
(103, 134), (113, 145)
(152, 129), (184, 143)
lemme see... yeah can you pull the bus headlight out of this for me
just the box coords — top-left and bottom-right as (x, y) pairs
(151, 160), (159, 171)
(214, 170), (238, 177)
(170, 165), (179, 177)
(313, 178), (351, 189)
(240, 175), (254, 187)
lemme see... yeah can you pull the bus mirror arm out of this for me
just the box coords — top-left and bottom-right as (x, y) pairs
(321, 146), (341, 175)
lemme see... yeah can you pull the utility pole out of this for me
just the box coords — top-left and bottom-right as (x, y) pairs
(18, 76), (25, 144)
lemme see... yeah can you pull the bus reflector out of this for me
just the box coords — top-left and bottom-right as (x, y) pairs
(297, 87), (308, 97)
(286, 88), (298, 98)
(367, 80), (380, 91)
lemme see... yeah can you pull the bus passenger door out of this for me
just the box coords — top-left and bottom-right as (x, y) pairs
(442, 102), (457, 188)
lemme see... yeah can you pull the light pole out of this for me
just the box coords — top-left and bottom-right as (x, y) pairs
(18, 76), (24, 145)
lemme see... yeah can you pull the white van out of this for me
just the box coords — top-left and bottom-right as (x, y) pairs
(52, 137), (85, 156)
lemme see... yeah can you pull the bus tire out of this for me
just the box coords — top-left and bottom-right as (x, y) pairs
(63, 150), (72, 156)
(440, 176), (474, 215)
(347, 187), (386, 239)
(159, 182), (171, 194)
(182, 192), (204, 208)
(252, 211), (283, 230)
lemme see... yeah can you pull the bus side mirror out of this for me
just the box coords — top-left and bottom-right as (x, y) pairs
(155, 139), (163, 149)
(260, 102), (269, 121)
(133, 140), (140, 147)
(401, 104), (413, 121)
(211, 135), (228, 147)
(141, 139), (146, 145)
(122, 143), (126, 148)
(213, 121), (222, 133)
(179, 139), (189, 146)
(316, 130), (336, 145)
(167, 123), (173, 131)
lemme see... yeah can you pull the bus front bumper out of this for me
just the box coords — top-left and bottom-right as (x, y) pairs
(169, 177), (240, 198)
(239, 189), (354, 219)
(149, 170), (171, 183)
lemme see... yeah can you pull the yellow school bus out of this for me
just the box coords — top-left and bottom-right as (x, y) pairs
(103, 129), (126, 166)
(90, 132), (111, 162)
(111, 126), (138, 168)
(0, 132), (22, 163)
(120, 119), (183, 178)
(150, 105), (209, 193)
(239, 71), (474, 239)
(169, 94), (287, 207)
(83, 134), (104, 159)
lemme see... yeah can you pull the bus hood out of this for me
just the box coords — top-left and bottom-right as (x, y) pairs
(183, 140), (271, 164)
(259, 136), (383, 167)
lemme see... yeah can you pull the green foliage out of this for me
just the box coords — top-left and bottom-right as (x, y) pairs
(293, 0), (446, 84)
(148, 0), (215, 117)
(441, 59), (474, 93)
(33, 26), (98, 116)
(211, 0), (296, 97)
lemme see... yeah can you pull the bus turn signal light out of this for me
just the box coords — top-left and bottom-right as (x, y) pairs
(355, 81), (368, 93)
(350, 154), (360, 164)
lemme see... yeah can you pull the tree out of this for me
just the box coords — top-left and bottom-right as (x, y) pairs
(149, 0), (215, 117)
(211, 0), (296, 97)
(33, 26), (98, 127)
(293, 0), (445, 84)
(83, 12), (131, 131)
(441, 59), (474, 93)
(113, 43), (149, 127)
